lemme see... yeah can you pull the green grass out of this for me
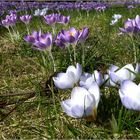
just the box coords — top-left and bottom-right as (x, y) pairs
(0, 5), (140, 139)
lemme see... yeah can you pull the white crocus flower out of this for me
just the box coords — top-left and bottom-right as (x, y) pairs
(34, 8), (47, 16)
(109, 64), (137, 85)
(80, 71), (103, 89)
(104, 64), (139, 87)
(61, 82), (100, 120)
(110, 14), (122, 25)
(79, 73), (93, 89)
(92, 70), (104, 86)
(104, 65), (119, 87)
(53, 63), (82, 89)
(110, 19), (118, 25)
(119, 80), (140, 110)
(113, 14), (122, 20)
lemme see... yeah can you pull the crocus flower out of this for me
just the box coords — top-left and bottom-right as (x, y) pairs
(127, 5), (135, 9)
(20, 15), (32, 24)
(94, 4), (107, 12)
(34, 9), (46, 16)
(61, 82), (100, 120)
(109, 64), (138, 85)
(1, 19), (11, 28)
(24, 31), (40, 43)
(55, 32), (66, 49)
(44, 13), (70, 25)
(78, 27), (89, 43)
(1, 13), (17, 28)
(104, 64), (139, 87)
(24, 31), (53, 51)
(79, 73), (94, 89)
(80, 71), (103, 89)
(53, 63), (82, 89)
(44, 13), (59, 25)
(113, 14), (122, 20)
(119, 80), (140, 110)
(119, 15), (140, 33)
(57, 15), (70, 24)
(58, 27), (80, 44)
(110, 14), (122, 25)
(110, 19), (118, 25)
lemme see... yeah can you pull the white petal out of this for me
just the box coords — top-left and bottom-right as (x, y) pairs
(80, 72), (92, 82)
(119, 80), (140, 99)
(53, 73), (74, 89)
(92, 70), (103, 86)
(66, 63), (82, 83)
(110, 19), (118, 25)
(104, 74), (116, 87)
(62, 87), (96, 118)
(110, 69), (131, 84)
(71, 87), (89, 105)
(123, 64), (135, 80)
(61, 99), (76, 118)
(135, 63), (140, 73)
(88, 82), (100, 107)
(109, 65), (119, 73)
(79, 73), (94, 89)
(119, 80), (140, 110)
(71, 105), (84, 118)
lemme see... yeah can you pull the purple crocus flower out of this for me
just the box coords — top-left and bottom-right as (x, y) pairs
(24, 31), (41, 43)
(59, 27), (80, 44)
(9, 10), (17, 15)
(55, 27), (89, 48)
(119, 15), (140, 34)
(57, 15), (70, 24)
(44, 13), (59, 25)
(1, 13), (17, 28)
(55, 32), (66, 49)
(94, 4), (107, 12)
(20, 15), (32, 24)
(24, 31), (53, 51)
(44, 13), (70, 25)
(1, 18), (11, 28)
(127, 5), (135, 9)
(78, 27), (89, 43)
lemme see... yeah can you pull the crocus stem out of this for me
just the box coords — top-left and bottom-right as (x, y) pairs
(7, 27), (14, 43)
(86, 11), (89, 18)
(49, 51), (56, 72)
(81, 43), (85, 67)
(130, 35), (137, 63)
(72, 44), (77, 65)
(41, 51), (48, 68)
(11, 26), (19, 40)
(26, 24), (30, 35)
(52, 25), (56, 36)
(67, 45), (73, 63)
(11, 26), (16, 35)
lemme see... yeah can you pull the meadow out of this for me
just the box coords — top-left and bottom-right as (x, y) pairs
(0, 1), (140, 139)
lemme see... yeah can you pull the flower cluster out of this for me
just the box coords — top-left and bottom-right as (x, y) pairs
(119, 15), (140, 34)
(53, 63), (100, 120)
(94, 4), (107, 12)
(1, 13), (17, 28)
(24, 31), (52, 51)
(53, 63), (140, 120)
(44, 13), (70, 25)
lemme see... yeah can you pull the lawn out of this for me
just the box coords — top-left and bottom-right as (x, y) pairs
(0, 1), (140, 139)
